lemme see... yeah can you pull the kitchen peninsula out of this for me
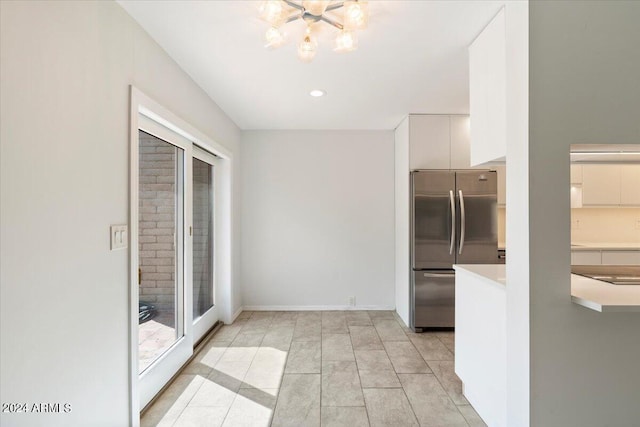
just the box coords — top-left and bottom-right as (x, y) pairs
(453, 263), (640, 426)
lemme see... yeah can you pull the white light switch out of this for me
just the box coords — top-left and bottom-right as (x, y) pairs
(110, 225), (128, 250)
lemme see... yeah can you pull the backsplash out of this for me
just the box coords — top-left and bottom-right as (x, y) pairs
(571, 208), (640, 244)
(497, 207), (640, 247)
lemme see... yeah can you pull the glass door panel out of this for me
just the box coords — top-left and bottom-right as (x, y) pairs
(138, 130), (184, 373)
(191, 148), (219, 344)
(192, 157), (214, 319)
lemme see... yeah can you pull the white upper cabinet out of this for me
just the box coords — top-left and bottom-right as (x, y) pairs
(450, 116), (472, 169)
(570, 165), (583, 185)
(620, 165), (640, 206)
(469, 8), (506, 166)
(582, 165), (621, 206)
(407, 115), (471, 170)
(409, 115), (450, 169)
(581, 164), (640, 206)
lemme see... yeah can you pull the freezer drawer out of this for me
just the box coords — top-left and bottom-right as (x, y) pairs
(413, 270), (455, 329)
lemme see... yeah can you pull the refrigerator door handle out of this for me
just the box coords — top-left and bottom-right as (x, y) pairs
(449, 190), (456, 255)
(458, 189), (466, 255)
(410, 175), (415, 269)
(422, 272), (455, 278)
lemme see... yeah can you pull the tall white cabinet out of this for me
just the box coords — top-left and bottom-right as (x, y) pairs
(469, 8), (506, 166)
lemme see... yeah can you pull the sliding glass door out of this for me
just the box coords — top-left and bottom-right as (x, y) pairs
(137, 130), (185, 373)
(134, 112), (223, 412)
(130, 88), (233, 425)
(191, 147), (220, 343)
(136, 118), (192, 409)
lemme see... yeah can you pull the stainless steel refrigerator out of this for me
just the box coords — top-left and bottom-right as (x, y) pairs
(410, 170), (498, 331)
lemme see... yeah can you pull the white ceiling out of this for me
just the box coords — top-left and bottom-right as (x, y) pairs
(118, 1), (505, 130)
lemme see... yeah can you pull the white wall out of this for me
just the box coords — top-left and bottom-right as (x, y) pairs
(527, 2), (640, 426)
(0, 2), (241, 426)
(241, 130), (395, 310)
(503, 2), (530, 426)
(394, 118), (410, 325)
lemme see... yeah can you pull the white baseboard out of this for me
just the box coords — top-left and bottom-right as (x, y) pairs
(242, 305), (395, 311)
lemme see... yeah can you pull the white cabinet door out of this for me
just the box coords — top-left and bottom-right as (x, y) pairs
(571, 250), (602, 265)
(570, 165), (583, 185)
(469, 8), (506, 166)
(601, 251), (640, 265)
(494, 165), (506, 206)
(409, 115), (450, 170)
(582, 165), (621, 206)
(450, 116), (471, 169)
(620, 165), (640, 206)
(469, 34), (488, 165)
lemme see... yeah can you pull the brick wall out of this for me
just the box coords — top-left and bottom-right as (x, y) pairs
(138, 131), (176, 317)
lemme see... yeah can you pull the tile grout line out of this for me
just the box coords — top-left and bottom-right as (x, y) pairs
(405, 322), (471, 426)
(355, 312), (374, 426)
(271, 311), (310, 427)
(167, 324), (233, 427)
(371, 314), (423, 425)
(423, 334), (470, 415)
(268, 314), (279, 427)
(220, 310), (268, 427)
(168, 320), (240, 427)
(388, 315), (470, 426)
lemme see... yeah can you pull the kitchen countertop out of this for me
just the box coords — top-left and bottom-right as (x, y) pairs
(454, 264), (640, 313)
(498, 243), (640, 251)
(453, 264), (506, 286)
(571, 274), (640, 312)
(571, 242), (640, 251)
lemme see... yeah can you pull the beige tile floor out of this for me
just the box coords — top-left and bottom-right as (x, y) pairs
(141, 311), (487, 427)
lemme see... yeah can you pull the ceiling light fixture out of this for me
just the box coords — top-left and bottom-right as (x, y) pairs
(310, 89), (326, 97)
(258, 0), (369, 62)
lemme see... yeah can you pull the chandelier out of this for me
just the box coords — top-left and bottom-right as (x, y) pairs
(258, 0), (370, 63)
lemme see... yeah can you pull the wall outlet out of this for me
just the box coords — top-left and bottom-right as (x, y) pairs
(636, 219), (640, 230)
(572, 219), (580, 230)
(348, 296), (356, 307)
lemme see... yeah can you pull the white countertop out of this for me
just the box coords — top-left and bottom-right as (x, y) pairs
(454, 264), (506, 286)
(570, 274), (640, 312)
(499, 243), (640, 251)
(454, 264), (640, 313)
(571, 242), (640, 251)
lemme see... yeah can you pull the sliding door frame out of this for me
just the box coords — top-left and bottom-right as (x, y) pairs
(129, 86), (234, 426)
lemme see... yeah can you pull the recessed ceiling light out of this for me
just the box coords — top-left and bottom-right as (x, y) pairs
(310, 89), (326, 97)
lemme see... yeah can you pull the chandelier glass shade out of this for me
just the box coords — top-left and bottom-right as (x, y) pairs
(258, 0), (369, 62)
(297, 29), (318, 63)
